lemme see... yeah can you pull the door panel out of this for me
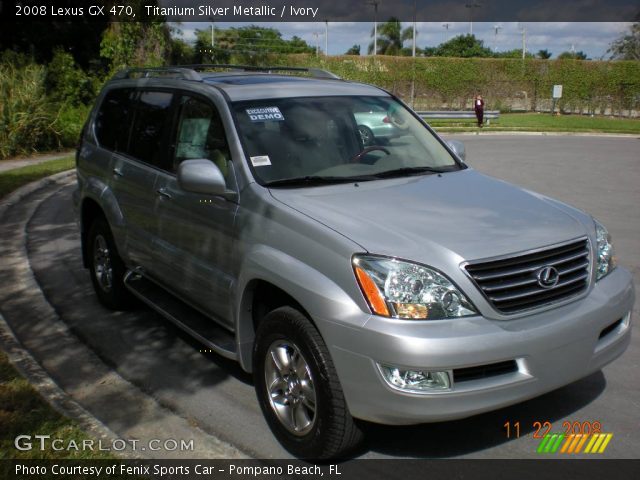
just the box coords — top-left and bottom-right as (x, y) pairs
(153, 94), (238, 327)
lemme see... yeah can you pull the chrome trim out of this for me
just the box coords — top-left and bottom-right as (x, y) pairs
(460, 236), (592, 318)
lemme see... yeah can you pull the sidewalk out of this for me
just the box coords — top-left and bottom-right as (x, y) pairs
(0, 150), (74, 173)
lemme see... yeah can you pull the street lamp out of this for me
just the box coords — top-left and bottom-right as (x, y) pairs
(465, 3), (481, 35)
(366, 0), (380, 55)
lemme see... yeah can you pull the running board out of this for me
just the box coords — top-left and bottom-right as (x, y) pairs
(124, 271), (237, 360)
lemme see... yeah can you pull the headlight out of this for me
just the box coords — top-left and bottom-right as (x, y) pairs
(352, 255), (476, 320)
(594, 219), (617, 280)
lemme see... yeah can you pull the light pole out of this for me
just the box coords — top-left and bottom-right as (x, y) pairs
(366, 0), (380, 55)
(465, 3), (481, 35)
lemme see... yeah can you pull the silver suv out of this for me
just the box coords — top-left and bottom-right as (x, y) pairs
(74, 65), (634, 459)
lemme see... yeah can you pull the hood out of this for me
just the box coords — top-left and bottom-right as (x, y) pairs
(269, 169), (587, 264)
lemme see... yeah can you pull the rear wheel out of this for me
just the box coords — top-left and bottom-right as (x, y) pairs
(87, 217), (134, 310)
(253, 306), (363, 459)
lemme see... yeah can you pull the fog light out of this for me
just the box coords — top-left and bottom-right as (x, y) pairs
(378, 364), (451, 392)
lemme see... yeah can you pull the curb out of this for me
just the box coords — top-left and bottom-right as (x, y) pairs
(0, 171), (247, 460)
(0, 170), (131, 456)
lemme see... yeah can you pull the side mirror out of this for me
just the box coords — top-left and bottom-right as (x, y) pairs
(447, 140), (466, 163)
(177, 159), (227, 196)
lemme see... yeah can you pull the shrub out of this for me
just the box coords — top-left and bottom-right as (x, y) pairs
(0, 63), (62, 159)
(45, 48), (97, 106)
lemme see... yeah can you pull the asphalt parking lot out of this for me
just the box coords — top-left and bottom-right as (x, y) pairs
(1, 134), (638, 459)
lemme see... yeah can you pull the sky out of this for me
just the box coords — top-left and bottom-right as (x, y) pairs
(172, 22), (634, 59)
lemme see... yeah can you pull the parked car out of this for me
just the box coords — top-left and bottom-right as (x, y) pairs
(74, 65), (634, 459)
(354, 109), (402, 145)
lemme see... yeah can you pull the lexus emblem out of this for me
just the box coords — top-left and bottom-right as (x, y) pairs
(537, 266), (559, 289)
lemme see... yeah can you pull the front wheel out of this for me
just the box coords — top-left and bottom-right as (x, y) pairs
(253, 306), (363, 459)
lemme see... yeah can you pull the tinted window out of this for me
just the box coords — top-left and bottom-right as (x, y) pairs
(173, 96), (230, 178)
(129, 91), (174, 168)
(95, 88), (135, 152)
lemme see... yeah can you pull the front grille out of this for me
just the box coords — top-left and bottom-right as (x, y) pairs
(465, 238), (590, 314)
(453, 360), (518, 383)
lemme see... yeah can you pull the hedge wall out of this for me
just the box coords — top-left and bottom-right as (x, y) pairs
(268, 55), (640, 115)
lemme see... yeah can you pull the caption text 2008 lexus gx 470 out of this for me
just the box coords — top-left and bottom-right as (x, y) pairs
(74, 65), (634, 459)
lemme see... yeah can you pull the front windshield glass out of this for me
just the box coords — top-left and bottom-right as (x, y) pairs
(232, 96), (461, 186)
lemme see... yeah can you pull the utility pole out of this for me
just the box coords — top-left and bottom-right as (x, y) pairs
(465, 3), (481, 35)
(493, 24), (501, 52)
(520, 24), (527, 60)
(366, 0), (380, 55)
(325, 20), (328, 55)
(412, 0), (417, 57)
(442, 23), (450, 43)
(313, 32), (320, 56)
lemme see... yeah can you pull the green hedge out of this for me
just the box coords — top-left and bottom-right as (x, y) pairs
(269, 55), (640, 114)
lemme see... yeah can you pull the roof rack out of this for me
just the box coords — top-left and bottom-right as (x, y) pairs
(111, 64), (341, 82)
(180, 64), (341, 80)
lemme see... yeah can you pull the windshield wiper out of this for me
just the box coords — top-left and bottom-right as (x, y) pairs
(370, 166), (449, 179)
(264, 175), (378, 188)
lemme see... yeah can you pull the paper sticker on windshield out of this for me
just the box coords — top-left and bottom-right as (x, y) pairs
(246, 107), (284, 122)
(250, 155), (272, 167)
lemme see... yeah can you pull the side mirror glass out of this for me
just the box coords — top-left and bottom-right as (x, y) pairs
(177, 159), (227, 196)
(447, 140), (466, 162)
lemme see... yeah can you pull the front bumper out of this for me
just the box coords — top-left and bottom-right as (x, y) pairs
(320, 266), (634, 425)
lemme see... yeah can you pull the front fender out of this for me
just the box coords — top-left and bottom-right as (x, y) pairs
(235, 244), (365, 372)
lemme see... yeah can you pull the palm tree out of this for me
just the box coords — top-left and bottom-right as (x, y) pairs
(368, 17), (413, 55)
(537, 49), (552, 59)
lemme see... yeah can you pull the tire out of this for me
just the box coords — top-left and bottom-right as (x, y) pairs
(358, 125), (375, 147)
(253, 306), (363, 459)
(87, 217), (134, 310)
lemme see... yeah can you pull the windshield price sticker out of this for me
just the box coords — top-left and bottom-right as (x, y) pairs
(246, 107), (284, 122)
(250, 155), (272, 167)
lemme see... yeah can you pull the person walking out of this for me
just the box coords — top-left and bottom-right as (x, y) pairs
(474, 94), (485, 128)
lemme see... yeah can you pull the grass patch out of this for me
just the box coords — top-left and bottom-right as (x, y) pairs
(429, 113), (640, 134)
(0, 156), (74, 200)
(0, 351), (112, 460)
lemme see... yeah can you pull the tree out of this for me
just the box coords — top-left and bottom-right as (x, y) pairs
(431, 34), (492, 58)
(193, 25), (314, 65)
(537, 49), (552, 59)
(345, 44), (361, 55)
(368, 17), (413, 55)
(608, 23), (640, 60)
(557, 50), (588, 60)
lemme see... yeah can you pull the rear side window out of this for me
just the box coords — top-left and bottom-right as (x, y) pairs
(129, 91), (174, 168)
(95, 88), (135, 152)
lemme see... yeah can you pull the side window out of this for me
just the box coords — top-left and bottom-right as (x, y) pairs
(95, 88), (135, 153)
(129, 91), (174, 168)
(173, 96), (230, 178)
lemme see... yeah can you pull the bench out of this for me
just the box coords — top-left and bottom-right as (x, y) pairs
(416, 110), (500, 125)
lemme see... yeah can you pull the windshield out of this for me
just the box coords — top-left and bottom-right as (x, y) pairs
(232, 96), (461, 186)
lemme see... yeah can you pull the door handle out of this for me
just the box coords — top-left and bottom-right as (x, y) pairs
(112, 167), (123, 177)
(156, 188), (172, 200)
